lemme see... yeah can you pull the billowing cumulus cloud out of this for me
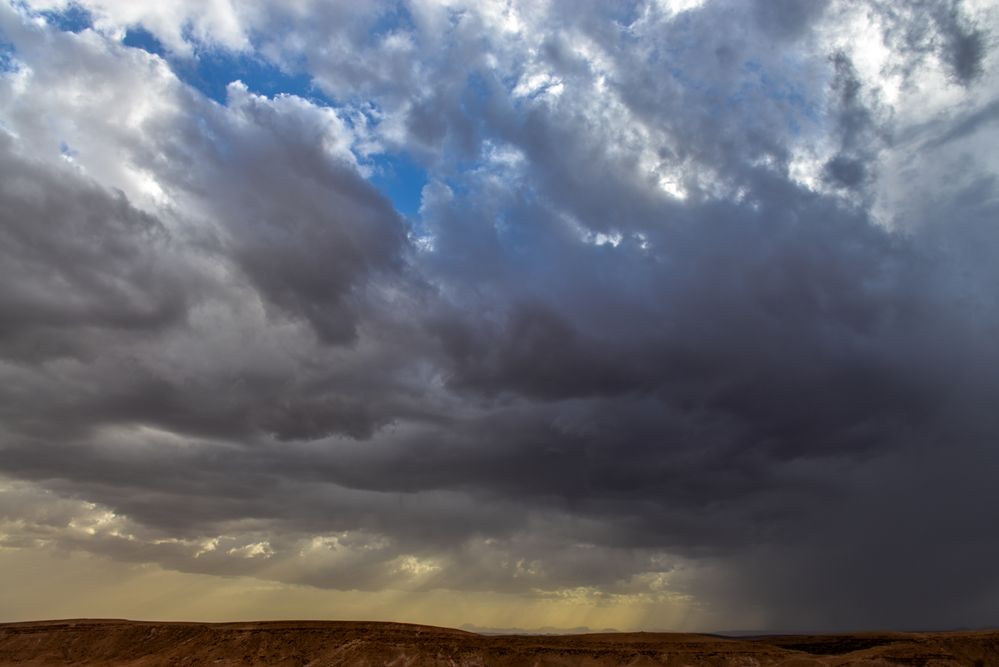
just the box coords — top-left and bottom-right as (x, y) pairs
(1, 0), (998, 632)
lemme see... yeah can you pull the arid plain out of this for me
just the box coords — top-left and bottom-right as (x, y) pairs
(1, 619), (997, 666)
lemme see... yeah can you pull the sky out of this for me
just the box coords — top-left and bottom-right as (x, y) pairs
(0, 0), (998, 634)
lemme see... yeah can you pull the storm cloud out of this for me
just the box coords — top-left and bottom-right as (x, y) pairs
(1, 0), (998, 632)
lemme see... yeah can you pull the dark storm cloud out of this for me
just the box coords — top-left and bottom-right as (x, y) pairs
(2, 0), (999, 632)
(402, 0), (999, 627)
(753, 0), (831, 40)
(923, 0), (988, 83)
(0, 134), (193, 361)
(822, 51), (886, 190)
(128, 83), (410, 346)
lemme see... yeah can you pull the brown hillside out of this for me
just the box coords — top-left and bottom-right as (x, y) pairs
(1, 619), (997, 666)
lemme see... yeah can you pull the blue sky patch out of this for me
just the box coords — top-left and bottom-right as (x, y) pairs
(0, 38), (17, 73)
(40, 3), (92, 32)
(122, 26), (166, 58)
(120, 25), (423, 219)
(369, 4), (415, 39)
(180, 50), (326, 106)
(368, 152), (428, 220)
(123, 27), (331, 107)
(58, 140), (78, 158)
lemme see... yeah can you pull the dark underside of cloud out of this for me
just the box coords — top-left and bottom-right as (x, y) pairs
(1, 0), (998, 632)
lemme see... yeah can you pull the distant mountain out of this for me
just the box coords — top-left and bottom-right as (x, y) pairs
(460, 623), (620, 635)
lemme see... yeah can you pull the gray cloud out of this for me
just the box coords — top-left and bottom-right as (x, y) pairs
(0, 135), (195, 362)
(867, 0), (990, 84)
(1, 0), (998, 632)
(127, 83), (410, 346)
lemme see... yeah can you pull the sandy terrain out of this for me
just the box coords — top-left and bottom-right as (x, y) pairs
(0, 619), (997, 666)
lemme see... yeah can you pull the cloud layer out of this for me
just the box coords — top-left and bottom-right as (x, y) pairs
(1, 0), (998, 631)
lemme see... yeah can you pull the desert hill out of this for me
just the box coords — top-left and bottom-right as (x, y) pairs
(1, 619), (997, 665)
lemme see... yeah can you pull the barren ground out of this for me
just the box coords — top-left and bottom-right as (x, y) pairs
(1, 619), (997, 666)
